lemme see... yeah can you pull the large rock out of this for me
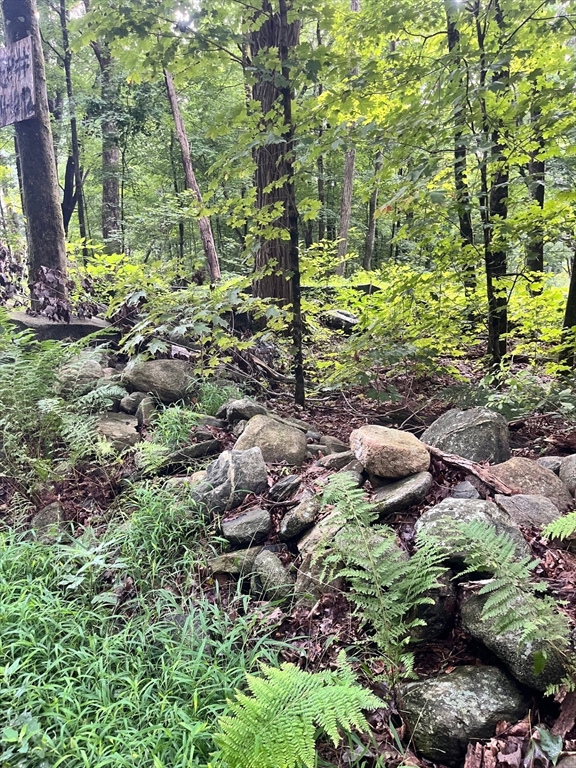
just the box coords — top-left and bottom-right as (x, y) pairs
(560, 454), (576, 495)
(58, 357), (105, 395)
(221, 507), (271, 547)
(268, 475), (301, 502)
(189, 447), (268, 515)
(349, 425), (430, 479)
(294, 509), (347, 602)
(317, 451), (355, 470)
(96, 413), (139, 450)
(461, 592), (566, 691)
(216, 398), (267, 424)
(208, 546), (262, 575)
(251, 550), (294, 601)
(279, 495), (320, 541)
(415, 498), (531, 565)
(122, 360), (194, 403)
(9, 311), (116, 343)
(490, 457), (573, 513)
(401, 666), (526, 765)
(494, 494), (560, 528)
(421, 407), (510, 464)
(120, 391), (147, 415)
(31, 502), (66, 544)
(537, 456), (562, 475)
(370, 472), (432, 519)
(233, 415), (308, 465)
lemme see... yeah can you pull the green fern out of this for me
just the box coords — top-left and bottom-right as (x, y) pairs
(321, 473), (447, 682)
(213, 651), (381, 768)
(543, 511), (576, 542)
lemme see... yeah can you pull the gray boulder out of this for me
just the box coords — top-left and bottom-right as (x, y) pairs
(221, 507), (271, 547)
(560, 454), (576, 495)
(233, 415), (308, 465)
(321, 436), (350, 454)
(421, 406), (510, 463)
(410, 571), (457, 643)
(31, 502), (66, 544)
(415, 498), (531, 566)
(251, 550), (295, 601)
(136, 396), (157, 428)
(120, 391), (148, 415)
(157, 440), (221, 473)
(122, 360), (195, 403)
(96, 413), (139, 450)
(494, 494), (560, 528)
(190, 447), (268, 515)
(537, 456), (562, 475)
(216, 398), (267, 424)
(490, 457), (573, 512)
(317, 450), (355, 470)
(208, 546), (262, 575)
(58, 357), (105, 395)
(279, 495), (320, 540)
(370, 472), (432, 519)
(269, 474), (301, 502)
(461, 592), (566, 691)
(401, 666), (526, 765)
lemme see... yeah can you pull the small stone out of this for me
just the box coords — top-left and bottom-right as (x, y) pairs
(136, 396), (157, 428)
(560, 454), (576, 495)
(208, 546), (262, 575)
(96, 413), (139, 450)
(159, 440), (221, 472)
(251, 550), (294, 601)
(234, 415), (308, 465)
(494, 494), (560, 528)
(221, 507), (271, 547)
(120, 390), (147, 415)
(401, 666), (526, 765)
(164, 470), (207, 490)
(31, 502), (66, 544)
(537, 456), (562, 475)
(279, 495), (320, 540)
(233, 419), (247, 437)
(306, 431), (322, 443)
(269, 475), (302, 502)
(320, 436), (349, 454)
(490, 457), (573, 512)
(452, 480), (480, 499)
(317, 450), (355, 470)
(371, 472), (433, 519)
(350, 425), (430, 479)
(196, 415), (226, 429)
(422, 407), (510, 464)
(306, 444), (325, 457)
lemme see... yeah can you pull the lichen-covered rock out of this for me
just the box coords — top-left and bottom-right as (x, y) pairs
(216, 398), (267, 424)
(31, 502), (66, 544)
(421, 407), (510, 463)
(58, 357), (105, 395)
(494, 494), (560, 528)
(349, 425), (430, 479)
(402, 666), (526, 765)
(461, 592), (567, 691)
(96, 413), (139, 450)
(122, 360), (195, 403)
(370, 472), (432, 519)
(233, 415), (308, 465)
(279, 495), (320, 540)
(189, 447), (268, 515)
(414, 498), (530, 565)
(251, 550), (294, 601)
(208, 546), (262, 575)
(490, 457), (573, 512)
(221, 507), (271, 547)
(560, 454), (576, 495)
(136, 395), (157, 428)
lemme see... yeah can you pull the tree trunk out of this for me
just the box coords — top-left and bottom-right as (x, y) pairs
(58, 0), (88, 261)
(363, 150), (382, 270)
(526, 103), (545, 276)
(1, 0), (68, 310)
(164, 69), (221, 282)
(561, 242), (576, 368)
(250, 0), (300, 304)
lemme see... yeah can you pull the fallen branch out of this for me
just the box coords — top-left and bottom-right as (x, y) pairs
(425, 445), (521, 496)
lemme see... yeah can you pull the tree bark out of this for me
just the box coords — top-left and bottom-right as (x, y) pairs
(164, 69), (221, 283)
(561, 243), (576, 368)
(1, 0), (68, 309)
(526, 102), (545, 277)
(363, 150), (382, 270)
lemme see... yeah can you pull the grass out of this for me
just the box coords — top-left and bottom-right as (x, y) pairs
(0, 533), (284, 768)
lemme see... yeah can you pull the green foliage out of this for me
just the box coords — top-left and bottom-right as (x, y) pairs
(214, 651), (381, 768)
(544, 511), (576, 542)
(0, 532), (284, 768)
(321, 473), (447, 681)
(195, 380), (242, 416)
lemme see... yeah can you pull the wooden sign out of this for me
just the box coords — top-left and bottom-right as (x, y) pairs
(0, 37), (35, 128)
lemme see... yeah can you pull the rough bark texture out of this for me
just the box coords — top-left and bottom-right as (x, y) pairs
(363, 150), (382, 270)
(336, 146), (356, 275)
(1, 0), (67, 305)
(250, 0), (300, 304)
(164, 69), (221, 282)
(561, 246), (576, 368)
(526, 103), (545, 275)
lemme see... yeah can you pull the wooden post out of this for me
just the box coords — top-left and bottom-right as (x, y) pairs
(1, 0), (68, 312)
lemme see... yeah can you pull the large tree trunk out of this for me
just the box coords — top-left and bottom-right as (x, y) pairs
(561, 244), (576, 369)
(363, 150), (382, 270)
(526, 102), (545, 276)
(250, 0), (300, 304)
(1, 0), (68, 311)
(164, 69), (221, 283)
(58, 0), (88, 261)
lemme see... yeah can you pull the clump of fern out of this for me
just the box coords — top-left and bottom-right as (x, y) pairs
(543, 511), (576, 542)
(321, 473), (447, 682)
(213, 651), (381, 768)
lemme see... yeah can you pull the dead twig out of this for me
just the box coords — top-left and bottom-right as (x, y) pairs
(425, 445), (521, 496)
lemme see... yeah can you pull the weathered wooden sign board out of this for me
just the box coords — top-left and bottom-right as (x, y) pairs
(0, 37), (35, 128)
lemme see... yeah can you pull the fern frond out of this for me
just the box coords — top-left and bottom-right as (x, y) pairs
(544, 511), (576, 541)
(213, 651), (381, 768)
